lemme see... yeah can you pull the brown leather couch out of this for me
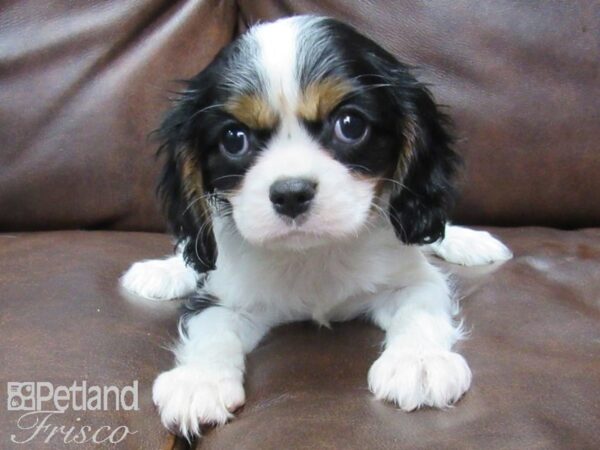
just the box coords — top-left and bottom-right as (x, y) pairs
(1, 1), (599, 449)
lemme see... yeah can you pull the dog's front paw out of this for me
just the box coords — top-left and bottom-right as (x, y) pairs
(152, 364), (245, 438)
(368, 349), (471, 411)
(121, 257), (198, 301)
(430, 225), (512, 266)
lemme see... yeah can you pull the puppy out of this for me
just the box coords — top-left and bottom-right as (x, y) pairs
(122, 16), (512, 438)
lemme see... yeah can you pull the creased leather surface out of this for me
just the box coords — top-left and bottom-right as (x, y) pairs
(1, 229), (599, 449)
(0, 231), (178, 449)
(0, 0), (237, 232)
(238, 0), (600, 229)
(2, 2), (599, 231)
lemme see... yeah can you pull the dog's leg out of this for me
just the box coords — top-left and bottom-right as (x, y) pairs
(368, 259), (471, 410)
(120, 252), (198, 300)
(424, 224), (513, 266)
(152, 306), (269, 438)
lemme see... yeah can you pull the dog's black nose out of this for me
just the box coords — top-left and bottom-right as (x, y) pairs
(269, 178), (317, 219)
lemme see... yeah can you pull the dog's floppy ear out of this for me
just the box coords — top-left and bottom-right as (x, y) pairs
(389, 82), (460, 245)
(374, 57), (461, 245)
(156, 84), (217, 273)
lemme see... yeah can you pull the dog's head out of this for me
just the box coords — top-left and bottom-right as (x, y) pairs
(158, 16), (459, 272)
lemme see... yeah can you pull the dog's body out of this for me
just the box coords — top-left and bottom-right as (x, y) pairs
(121, 16), (512, 438)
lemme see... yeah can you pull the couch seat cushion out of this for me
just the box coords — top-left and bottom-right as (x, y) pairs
(1, 228), (599, 449)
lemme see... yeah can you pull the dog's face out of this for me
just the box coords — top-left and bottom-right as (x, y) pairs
(159, 16), (459, 271)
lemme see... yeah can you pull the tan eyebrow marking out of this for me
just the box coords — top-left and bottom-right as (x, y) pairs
(225, 94), (279, 129)
(298, 78), (353, 122)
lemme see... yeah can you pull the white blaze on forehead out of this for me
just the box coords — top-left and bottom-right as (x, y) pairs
(251, 17), (301, 117)
(256, 127), (321, 178)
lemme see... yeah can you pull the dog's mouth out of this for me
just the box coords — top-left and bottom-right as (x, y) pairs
(264, 229), (330, 250)
(261, 212), (372, 250)
(276, 213), (310, 228)
(268, 221), (318, 241)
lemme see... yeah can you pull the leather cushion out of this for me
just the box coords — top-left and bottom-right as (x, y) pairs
(0, 0), (237, 232)
(1, 228), (599, 448)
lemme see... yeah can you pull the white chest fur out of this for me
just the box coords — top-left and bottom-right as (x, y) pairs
(204, 218), (427, 325)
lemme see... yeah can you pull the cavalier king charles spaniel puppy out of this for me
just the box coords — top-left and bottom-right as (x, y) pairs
(121, 15), (512, 438)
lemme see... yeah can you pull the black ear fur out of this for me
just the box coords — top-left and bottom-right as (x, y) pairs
(156, 85), (217, 274)
(389, 82), (460, 245)
(371, 56), (461, 245)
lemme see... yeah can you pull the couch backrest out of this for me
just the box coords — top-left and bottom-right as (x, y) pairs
(0, 0), (237, 232)
(1, 0), (598, 231)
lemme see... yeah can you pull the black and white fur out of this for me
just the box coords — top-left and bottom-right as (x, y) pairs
(121, 16), (512, 438)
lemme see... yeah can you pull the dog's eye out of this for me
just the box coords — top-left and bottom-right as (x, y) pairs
(334, 113), (369, 144)
(219, 126), (249, 156)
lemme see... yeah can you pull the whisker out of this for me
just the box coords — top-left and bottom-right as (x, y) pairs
(347, 163), (372, 173)
(378, 177), (419, 197)
(182, 196), (204, 215)
(344, 83), (394, 101)
(378, 177), (407, 190)
(188, 103), (226, 121)
(212, 174), (244, 183)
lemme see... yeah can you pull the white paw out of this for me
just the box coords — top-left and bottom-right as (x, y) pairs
(120, 256), (198, 301)
(368, 349), (472, 411)
(429, 225), (513, 266)
(153, 364), (245, 438)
